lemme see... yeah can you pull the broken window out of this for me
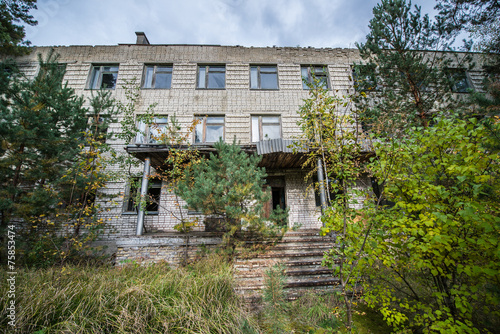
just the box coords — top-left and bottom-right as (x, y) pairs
(251, 115), (281, 142)
(301, 65), (329, 89)
(135, 117), (169, 144)
(143, 65), (172, 89)
(123, 178), (162, 214)
(250, 65), (278, 89)
(88, 65), (119, 89)
(197, 65), (225, 89)
(195, 116), (224, 143)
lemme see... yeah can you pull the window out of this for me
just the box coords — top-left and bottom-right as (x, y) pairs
(88, 65), (119, 89)
(251, 116), (281, 142)
(301, 65), (329, 89)
(250, 65), (278, 89)
(195, 116), (224, 143)
(197, 65), (225, 89)
(123, 178), (162, 214)
(447, 69), (471, 93)
(313, 176), (342, 207)
(135, 117), (169, 144)
(143, 65), (172, 89)
(352, 65), (378, 92)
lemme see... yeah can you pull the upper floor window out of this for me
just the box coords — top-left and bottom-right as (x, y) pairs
(136, 117), (169, 144)
(88, 65), (119, 89)
(250, 65), (278, 90)
(251, 115), (281, 142)
(143, 65), (172, 89)
(197, 65), (225, 89)
(447, 69), (471, 93)
(195, 116), (224, 143)
(301, 65), (329, 89)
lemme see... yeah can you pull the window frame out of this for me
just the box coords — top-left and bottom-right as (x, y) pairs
(250, 65), (279, 90)
(88, 64), (119, 90)
(135, 116), (169, 144)
(197, 64), (226, 89)
(194, 115), (225, 144)
(142, 64), (173, 89)
(251, 115), (281, 142)
(123, 178), (162, 214)
(447, 68), (472, 93)
(301, 65), (329, 90)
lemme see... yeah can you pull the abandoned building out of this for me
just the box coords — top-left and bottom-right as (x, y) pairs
(10, 32), (488, 297)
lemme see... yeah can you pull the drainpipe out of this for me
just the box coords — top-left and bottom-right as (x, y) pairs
(136, 157), (150, 236)
(317, 157), (327, 215)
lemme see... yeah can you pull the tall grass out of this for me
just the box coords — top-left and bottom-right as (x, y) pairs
(0, 255), (257, 333)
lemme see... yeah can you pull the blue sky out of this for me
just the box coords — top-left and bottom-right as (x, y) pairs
(25, 0), (439, 48)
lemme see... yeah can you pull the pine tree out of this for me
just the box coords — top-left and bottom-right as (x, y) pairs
(176, 140), (283, 251)
(354, 0), (468, 135)
(0, 51), (87, 225)
(0, 0), (37, 56)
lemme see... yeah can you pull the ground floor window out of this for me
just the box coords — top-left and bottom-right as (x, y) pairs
(123, 178), (162, 214)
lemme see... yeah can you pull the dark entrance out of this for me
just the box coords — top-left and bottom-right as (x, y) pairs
(263, 176), (286, 219)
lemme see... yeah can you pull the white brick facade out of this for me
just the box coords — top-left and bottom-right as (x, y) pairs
(14, 41), (482, 241)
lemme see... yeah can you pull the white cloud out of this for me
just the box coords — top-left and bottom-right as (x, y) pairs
(25, 0), (439, 48)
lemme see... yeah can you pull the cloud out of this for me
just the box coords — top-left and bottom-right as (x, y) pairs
(25, 0), (438, 48)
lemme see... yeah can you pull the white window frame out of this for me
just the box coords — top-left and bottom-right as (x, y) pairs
(197, 65), (226, 89)
(250, 65), (278, 90)
(142, 65), (173, 89)
(194, 115), (225, 143)
(251, 115), (281, 142)
(135, 117), (169, 144)
(301, 65), (329, 90)
(88, 64), (119, 90)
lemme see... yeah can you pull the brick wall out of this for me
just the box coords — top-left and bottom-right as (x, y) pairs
(12, 44), (484, 240)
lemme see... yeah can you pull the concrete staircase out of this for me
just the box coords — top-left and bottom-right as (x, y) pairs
(233, 229), (340, 303)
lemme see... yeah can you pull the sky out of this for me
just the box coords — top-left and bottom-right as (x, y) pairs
(25, 0), (439, 48)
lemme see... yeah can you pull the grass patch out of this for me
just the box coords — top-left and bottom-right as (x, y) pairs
(0, 255), (258, 333)
(0, 256), (393, 333)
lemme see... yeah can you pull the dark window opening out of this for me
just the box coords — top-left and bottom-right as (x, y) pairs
(371, 177), (394, 208)
(124, 178), (161, 214)
(89, 65), (119, 90)
(313, 176), (343, 207)
(447, 69), (471, 93)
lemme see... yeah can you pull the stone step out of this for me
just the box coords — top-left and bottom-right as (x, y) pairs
(236, 277), (341, 293)
(233, 230), (341, 304)
(234, 265), (333, 277)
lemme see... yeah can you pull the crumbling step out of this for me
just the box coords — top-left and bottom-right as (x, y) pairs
(233, 230), (341, 303)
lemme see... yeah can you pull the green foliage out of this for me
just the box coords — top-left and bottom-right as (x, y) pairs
(0, 255), (259, 333)
(261, 263), (290, 333)
(0, 0), (37, 56)
(355, 0), (469, 135)
(297, 75), (366, 332)
(176, 140), (285, 251)
(435, 0), (500, 54)
(359, 117), (500, 333)
(0, 52), (121, 266)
